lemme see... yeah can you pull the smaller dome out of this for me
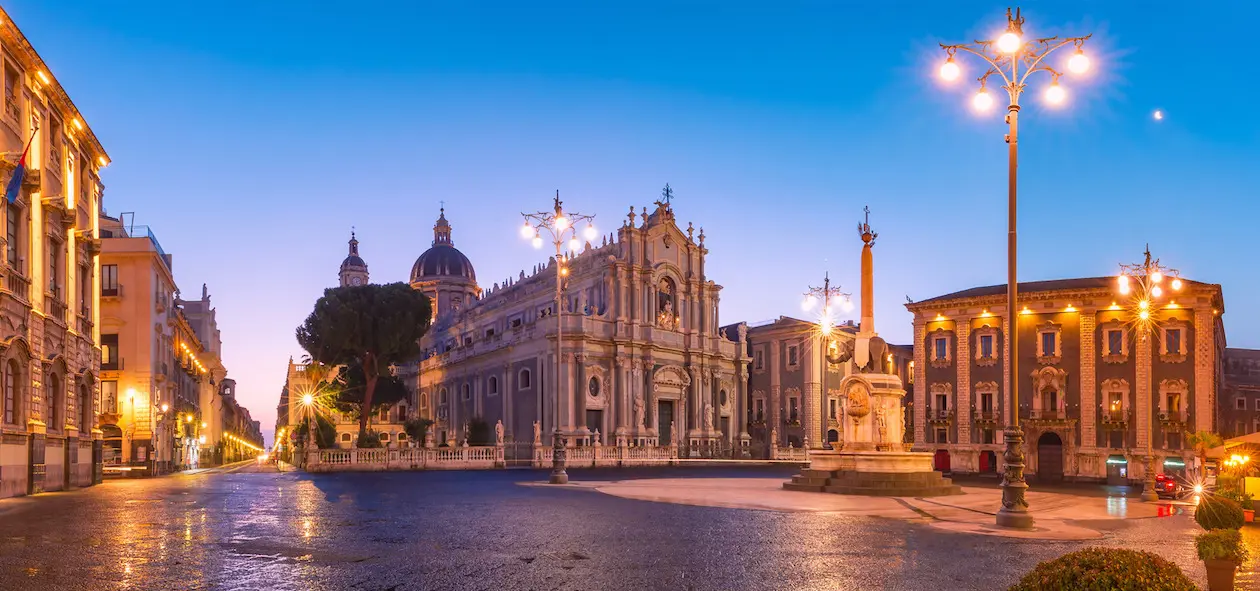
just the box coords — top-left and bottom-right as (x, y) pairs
(341, 255), (367, 270)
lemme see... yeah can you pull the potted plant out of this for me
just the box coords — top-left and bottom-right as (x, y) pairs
(1196, 529), (1249, 591)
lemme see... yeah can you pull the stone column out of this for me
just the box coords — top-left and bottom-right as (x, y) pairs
(502, 364), (511, 440)
(575, 354), (587, 430)
(1080, 313), (1097, 450)
(1193, 308), (1213, 433)
(614, 356), (627, 435)
(804, 339), (821, 448)
(956, 322), (971, 445)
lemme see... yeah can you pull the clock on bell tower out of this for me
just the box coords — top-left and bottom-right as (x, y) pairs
(338, 230), (370, 287)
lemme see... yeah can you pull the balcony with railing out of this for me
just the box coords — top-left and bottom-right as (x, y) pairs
(45, 290), (67, 322)
(972, 409), (1001, 424)
(4, 270), (31, 302)
(1158, 409), (1188, 428)
(926, 407), (954, 425)
(101, 283), (122, 298)
(1028, 408), (1073, 425)
(1101, 408), (1129, 429)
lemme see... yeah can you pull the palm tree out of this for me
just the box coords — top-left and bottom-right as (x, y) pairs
(1187, 430), (1224, 480)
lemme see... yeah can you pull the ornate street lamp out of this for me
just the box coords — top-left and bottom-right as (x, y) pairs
(522, 191), (597, 485)
(802, 273), (854, 448)
(938, 7), (1093, 529)
(1116, 246), (1183, 502)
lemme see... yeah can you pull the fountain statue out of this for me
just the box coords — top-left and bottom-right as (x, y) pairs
(784, 207), (961, 497)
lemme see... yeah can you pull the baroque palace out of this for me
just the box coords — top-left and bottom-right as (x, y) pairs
(0, 10), (109, 497)
(402, 199), (750, 459)
(904, 275), (1225, 485)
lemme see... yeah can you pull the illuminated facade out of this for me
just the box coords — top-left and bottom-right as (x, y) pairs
(403, 199), (749, 458)
(905, 277), (1225, 484)
(0, 8), (108, 498)
(1219, 348), (1260, 438)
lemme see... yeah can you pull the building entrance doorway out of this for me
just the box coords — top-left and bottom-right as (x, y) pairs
(1037, 432), (1064, 481)
(657, 401), (674, 444)
(933, 449), (951, 472)
(979, 450), (997, 473)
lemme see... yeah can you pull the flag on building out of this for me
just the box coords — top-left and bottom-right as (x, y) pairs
(4, 131), (35, 204)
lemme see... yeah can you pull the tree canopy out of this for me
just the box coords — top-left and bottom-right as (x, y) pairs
(326, 364), (410, 418)
(296, 282), (431, 440)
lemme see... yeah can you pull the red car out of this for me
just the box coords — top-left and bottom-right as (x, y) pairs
(1155, 474), (1182, 499)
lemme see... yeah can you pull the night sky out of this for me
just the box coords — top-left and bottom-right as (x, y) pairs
(9, 2), (1256, 444)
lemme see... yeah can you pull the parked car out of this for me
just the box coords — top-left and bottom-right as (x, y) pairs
(1155, 473), (1184, 499)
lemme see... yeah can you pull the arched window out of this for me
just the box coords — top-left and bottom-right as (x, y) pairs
(79, 382), (92, 431)
(719, 389), (728, 407)
(47, 373), (61, 431)
(3, 359), (19, 425)
(340, 432), (351, 442)
(488, 376), (498, 396)
(519, 369), (532, 389)
(657, 277), (677, 326)
(439, 388), (448, 405)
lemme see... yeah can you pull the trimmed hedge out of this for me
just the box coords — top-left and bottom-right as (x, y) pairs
(1196, 494), (1245, 531)
(1009, 547), (1195, 591)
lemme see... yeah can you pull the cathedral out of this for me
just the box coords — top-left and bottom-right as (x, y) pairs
(346, 197), (753, 459)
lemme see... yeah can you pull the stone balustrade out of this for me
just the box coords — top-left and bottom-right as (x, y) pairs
(304, 445), (505, 472)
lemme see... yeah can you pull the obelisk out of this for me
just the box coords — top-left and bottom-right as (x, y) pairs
(855, 206), (878, 369)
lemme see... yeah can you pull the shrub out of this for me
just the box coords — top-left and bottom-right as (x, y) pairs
(356, 431), (383, 448)
(1196, 494), (1245, 531)
(292, 414), (338, 449)
(1196, 529), (1249, 563)
(1217, 488), (1254, 510)
(1009, 547), (1196, 591)
(404, 419), (433, 445)
(467, 417), (492, 446)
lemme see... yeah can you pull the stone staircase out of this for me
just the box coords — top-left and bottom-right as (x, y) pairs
(783, 469), (963, 497)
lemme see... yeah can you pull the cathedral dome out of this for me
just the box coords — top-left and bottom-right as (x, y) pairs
(410, 208), (476, 283)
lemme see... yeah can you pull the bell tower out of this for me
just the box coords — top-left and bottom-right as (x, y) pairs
(339, 230), (370, 287)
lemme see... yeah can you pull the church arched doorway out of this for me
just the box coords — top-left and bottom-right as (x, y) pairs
(826, 429), (839, 449)
(1037, 432), (1064, 482)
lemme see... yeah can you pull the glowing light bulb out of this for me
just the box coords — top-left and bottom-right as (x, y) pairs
(1151, 271), (1163, 284)
(584, 224), (597, 241)
(1172, 278), (1183, 291)
(1152, 286), (1163, 298)
(1068, 49), (1090, 74)
(842, 298), (854, 313)
(520, 223), (534, 239)
(973, 89), (994, 111)
(532, 235), (543, 249)
(1118, 275), (1129, 288)
(1139, 310), (1150, 320)
(997, 32), (1022, 54)
(1119, 283), (1130, 295)
(1045, 82), (1065, 105)
(939, 58), (960, 81)
(1138, 300), (1150, 310)
(301, 394), (314, 406)
(555, 216), (569, 230)
(802, 296), (817, 312)
(568, 237), (580, 251)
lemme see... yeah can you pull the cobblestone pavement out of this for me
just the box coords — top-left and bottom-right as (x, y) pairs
(0, 465), (1251, 590)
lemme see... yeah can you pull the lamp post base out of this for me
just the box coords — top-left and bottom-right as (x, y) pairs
(548, 429), (568, 485)
(1141, 455), (1160, 502)
(996, 427), (1034, 529)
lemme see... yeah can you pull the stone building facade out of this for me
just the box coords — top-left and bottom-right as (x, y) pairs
(1220, 348), (1260, 439)
(905, 277), (1225, 484)
(404, 199), (749, 458)
(0, 9), (109, 498)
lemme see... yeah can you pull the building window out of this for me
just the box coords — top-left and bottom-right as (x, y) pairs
(754, 349), (764, 371)
(439, 388), (448, 405)
(379, 407), (389, 422)
(101, 380), (117, 414)
(1161, 324), (1188, 363)
(829, 398), (838, 420)
(79, 383), (92, 430)
(934, 428), (948, 444)
(787, 397), (799, 424)
(2, 61), (18, 121)
(46, 373), (60, 431)
(341, 433), (352, 442)
(930, 331), (952, 368)
(1036, 322), (1062, 363)
(461, 384), (470, 401)
(982, 429), (995, 444)
(6, 202), (20, 270)
(1254, 399), (1260, 411)
(1237, 398), (1246, 410)
(754, 398), (765, 421)
(488, 376), (498, 396)
(101, 334), (119, 370)
(979, 334), (993, 359)
(1101, 325), (1128, 363)
(519, 369), (531, 389)
(588, 377), (600, 398)
(787, 344), (799, 368)
(2, 359), (17, 424)
(1165, 329), (1182, 355)
(973, 326), (999, 366)
(1106, 329), (1123, 356)
(907, 361), (914, 383)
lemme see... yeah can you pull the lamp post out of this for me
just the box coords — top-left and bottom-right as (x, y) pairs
(802, 273), (853, 449)
(1116, 247), (1183, 502)
(938, 7), (1092, 529)
(521, 191), (597, 485)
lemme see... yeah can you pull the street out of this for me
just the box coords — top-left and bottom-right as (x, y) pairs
(0, 465), (1243, 590)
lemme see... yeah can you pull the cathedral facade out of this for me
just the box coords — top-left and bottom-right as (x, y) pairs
(397, 199), (750, 458)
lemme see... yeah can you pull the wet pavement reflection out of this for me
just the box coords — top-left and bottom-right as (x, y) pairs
(0, 466), (1224, 590)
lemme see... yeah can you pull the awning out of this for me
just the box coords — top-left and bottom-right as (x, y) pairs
(1206, 431), (1260, 459)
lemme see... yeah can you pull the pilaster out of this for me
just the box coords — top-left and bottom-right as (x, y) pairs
(1136, 329), (1152, 450)
(1079, 313), (1097, 450)
(956, 322), (971, 445)
(1194, 308), (1213, 433)
(913, 319), (926, 445)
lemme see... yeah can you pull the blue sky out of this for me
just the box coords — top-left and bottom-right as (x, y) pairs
(9, 2), (1256, 442)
